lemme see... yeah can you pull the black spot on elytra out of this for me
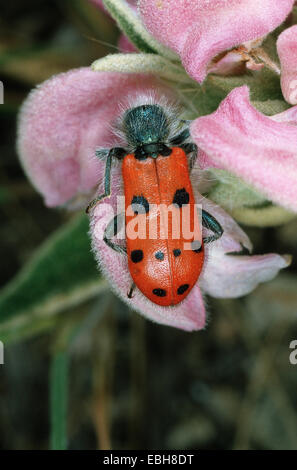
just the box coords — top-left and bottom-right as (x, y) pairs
(177, 284), (189, 295)
(173, 188), (190, 208)
(155, 251), (164, 260)
(131, 195), (150, 214)
(173, 249), (181, 257)
(153, 288), (166, 297)
(191, 240), (202, 253)
(131, 249), (144, 263)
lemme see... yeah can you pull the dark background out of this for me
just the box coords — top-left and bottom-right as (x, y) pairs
(0, 0), (297, 450)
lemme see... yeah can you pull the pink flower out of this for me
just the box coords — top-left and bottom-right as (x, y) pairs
(277, 25), (297, 104)
(191, 86), (297, 212)
(139, 0), (294, 82)
(17, 68), (171, 208)
(90, 182), (289, 331)
(17, 70), (290, 330)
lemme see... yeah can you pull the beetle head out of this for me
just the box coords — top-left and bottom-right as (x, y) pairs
(122, 104), (170, 148)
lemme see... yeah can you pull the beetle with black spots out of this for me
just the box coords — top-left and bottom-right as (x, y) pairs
(87, 101), (223, 307)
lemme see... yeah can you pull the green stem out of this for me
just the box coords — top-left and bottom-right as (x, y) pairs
(50, 351), (69, 450)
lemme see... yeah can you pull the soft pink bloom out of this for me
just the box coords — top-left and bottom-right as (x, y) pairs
(139, 0), (294, 82)
(17, 68), (170, 207)
(17, 70), (291, 330)
(90, 182), (289, 331)
(191, 86), (297, 212)
(277, 25), (297, 104)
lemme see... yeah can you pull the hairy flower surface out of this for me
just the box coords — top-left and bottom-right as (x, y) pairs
(191, 86), (297, 212)
(17, 69), (291, 330)
(18, 70), (297, 214)
(90, 182), (289, 331)
(139, 0), (294, 82)
(17, 68), (171, 207)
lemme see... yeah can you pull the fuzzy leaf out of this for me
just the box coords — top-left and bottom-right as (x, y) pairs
(92, 52), (191, 83)
(230, 205), (296, 227)
(206, 170), (296, 226)
(252, 100), (290, 116)
(180, 82), (228, 118)
(209, 68), (283, 102)
(0, 214), (106, 343)
(50, 351), (69, 450)
(207, 169), (267, 210)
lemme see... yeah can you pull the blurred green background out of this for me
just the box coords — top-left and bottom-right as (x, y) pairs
(1, 0), (297, 451)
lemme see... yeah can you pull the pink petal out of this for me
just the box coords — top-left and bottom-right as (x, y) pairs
(139, 0), (294, 83)
(89, 184), (206, 331)
(88, 179), (288, 327)
(17, 68), (170, 208)
(195, 194), (290, 297)
(191, 86), (297, 212)
(200, 252), (290, 298)
(277, 25), (297, 104)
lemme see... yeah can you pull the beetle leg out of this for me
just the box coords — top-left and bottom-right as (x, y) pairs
(127, 282), (136, 299)
(202, 209), (224, 244)
(103, 213), (127, 255)
(169, 127), (190, 146)
(86, 150), (112, 213)
(86, 147), (126, 213)
(169, 124), (198, 171)
(103, 215), (136, 298)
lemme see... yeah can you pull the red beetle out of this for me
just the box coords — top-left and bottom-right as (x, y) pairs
(87, 102), (223, 306)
